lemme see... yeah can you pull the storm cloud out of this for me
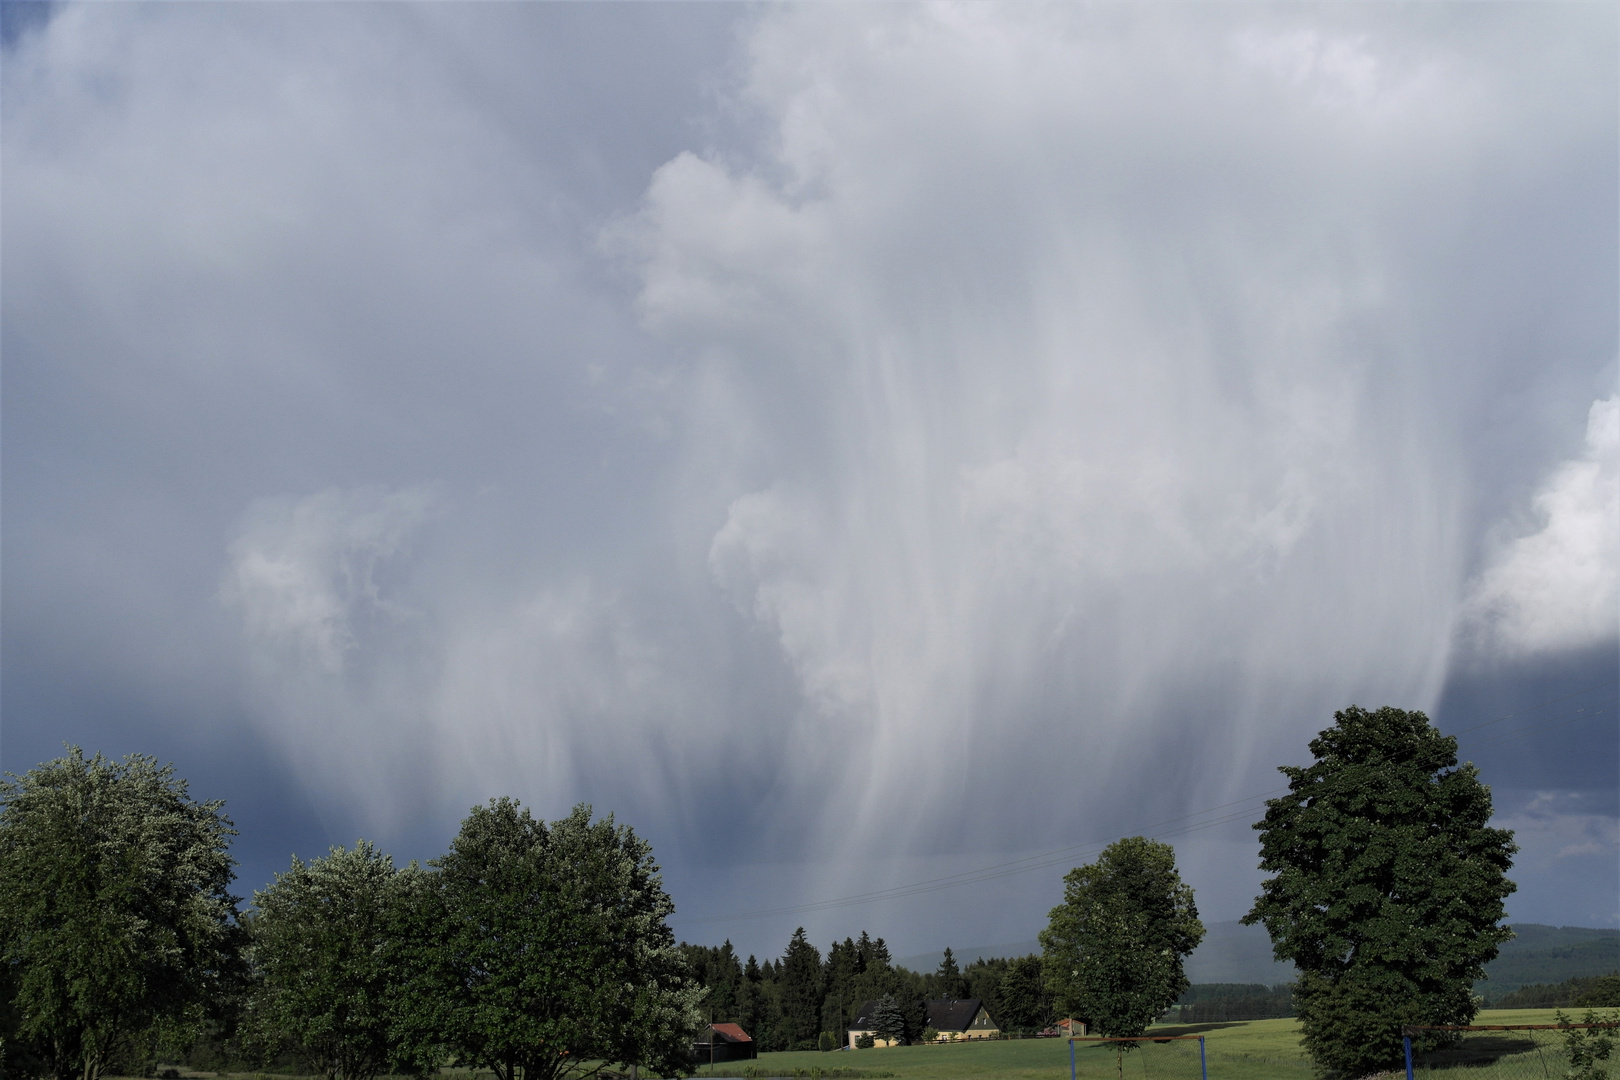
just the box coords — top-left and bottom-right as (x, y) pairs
(4, 3), (1614, 951)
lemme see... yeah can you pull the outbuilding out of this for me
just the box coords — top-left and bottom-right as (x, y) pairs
(692, 1023), (757, 1064)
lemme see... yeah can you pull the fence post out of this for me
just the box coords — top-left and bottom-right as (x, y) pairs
(1404, 1036), (1413, 1080)
(1199, 1035), (1207, 1080)
(1070, 1039), (1076, 1080)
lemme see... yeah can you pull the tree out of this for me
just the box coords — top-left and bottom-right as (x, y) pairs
(417, 800), (701, 1080)
(247, 842), (430, 1080)
(1243, 706), (1517, 1079)
(869, 995), (906, 1046)
(778, 929), (824, 1050)
(996, 956), (1053, 1034)
(933, 949), (967, 1000)
(0, 748), (243, 1080)
(1040, 836), (1205, 1038)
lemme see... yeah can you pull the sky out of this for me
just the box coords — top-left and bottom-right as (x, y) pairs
(2, 1), (1616, 964)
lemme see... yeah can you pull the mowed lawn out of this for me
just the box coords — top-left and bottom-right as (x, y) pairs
(699, 1010), (1573, 1080)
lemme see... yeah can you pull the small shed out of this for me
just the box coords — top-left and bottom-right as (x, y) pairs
(692, 1023), (757, 1064)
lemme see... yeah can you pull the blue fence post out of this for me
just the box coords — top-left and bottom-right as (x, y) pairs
(1199, 1036), (1207, 1080)
(1070, 1039), (1076, 1080)
(1404, 1036), (1414, 1080)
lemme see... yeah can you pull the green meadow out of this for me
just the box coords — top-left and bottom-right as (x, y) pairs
(130, 1010), (1585, 1080)
(693, 1010), (1574, 1080)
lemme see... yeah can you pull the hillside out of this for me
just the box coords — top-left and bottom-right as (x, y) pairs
(900, 922), (1619, 993)
(1479, 924), (1620, 995)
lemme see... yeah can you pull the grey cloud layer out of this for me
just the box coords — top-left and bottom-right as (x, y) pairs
(3, 3), (1614, 939)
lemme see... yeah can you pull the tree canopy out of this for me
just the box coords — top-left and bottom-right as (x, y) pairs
(247, 842), (429, 1080)
(414, 800), (700, 1080)
(0, 747), (243, 1080)
(1040, 836), (1205, 1038)
(1243, 705), (1517, 1079)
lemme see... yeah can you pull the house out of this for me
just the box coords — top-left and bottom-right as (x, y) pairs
(692, 1023), (757, 1064)
(847, 998), (1000, 1048)
(848, 1000), (902, 1049)
(925, 998), (999, 1041)
(1057, 1018), (1087, 1038)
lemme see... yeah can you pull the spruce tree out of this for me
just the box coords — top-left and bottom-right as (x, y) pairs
(779, 928), (823, 1049)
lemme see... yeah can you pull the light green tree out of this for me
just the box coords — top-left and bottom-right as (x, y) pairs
(0, 748), (243, 1080)
(247, 842), (431, 1080)
(1557, 1009), (1617, 1080)
(408, 800), (701, 1080)
(1244, 706), (1517, 1079)
(1040, 836), (1205, 1039)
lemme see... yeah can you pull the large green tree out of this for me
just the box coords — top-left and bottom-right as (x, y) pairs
(0, 748), (243, 1080)
(1040, 836), (1205, 1038)
(414, 800), (700, 1080)
(247, 842), (429, 1080)
(1243, 705), (1517, 1079)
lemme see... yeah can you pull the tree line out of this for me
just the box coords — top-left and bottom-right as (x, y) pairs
(1490, 975), (1620, 1010)
(0, 748), (701, 1080)
(677, 934), (1053, 1052)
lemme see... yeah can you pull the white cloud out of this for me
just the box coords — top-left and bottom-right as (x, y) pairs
(619, 3), (1513, 839)
(1465, 395), (1620, 656)
(4, 2), (1614, 934)
(221, 486), (437, 675)
(1497, 791), (1619, 864)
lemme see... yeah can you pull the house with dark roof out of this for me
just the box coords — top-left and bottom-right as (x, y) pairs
(847, 998), (1000, 1048)
(692, 1023), (757, 1063)
(925, 998), (999, 1041)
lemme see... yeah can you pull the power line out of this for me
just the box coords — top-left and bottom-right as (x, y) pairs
(683, 680), (1618, 927)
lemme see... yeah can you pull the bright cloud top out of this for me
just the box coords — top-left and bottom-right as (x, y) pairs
(1465, 395), (1620, 656)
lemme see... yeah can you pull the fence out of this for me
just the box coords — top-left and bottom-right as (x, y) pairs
(1069, 1036), (1206, 1080)
(1403, 1021), (1619, 1080)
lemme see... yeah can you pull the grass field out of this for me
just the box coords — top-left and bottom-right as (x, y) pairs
(128, 1010), (1585, 1080)
(693, 1010), (1578, 1080)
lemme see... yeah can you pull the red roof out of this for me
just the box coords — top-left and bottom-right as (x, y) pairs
(710, 1024), (753, 1043)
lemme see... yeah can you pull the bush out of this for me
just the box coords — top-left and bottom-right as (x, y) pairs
(854, 1034), (875, 1050)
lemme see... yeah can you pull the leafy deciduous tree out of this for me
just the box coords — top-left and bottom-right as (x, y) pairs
(1040, 836), (1204, 1038)
(247, 842), (429, 1080)
(415, 800), (701, 1080)
(1243, 706), (1517, 1079)
(0, 748), (243, 1080)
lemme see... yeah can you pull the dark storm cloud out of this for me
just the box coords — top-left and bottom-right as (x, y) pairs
(3, 2), (1614, 955)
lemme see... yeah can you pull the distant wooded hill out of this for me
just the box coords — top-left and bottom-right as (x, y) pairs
(899, 922), (1619, 997)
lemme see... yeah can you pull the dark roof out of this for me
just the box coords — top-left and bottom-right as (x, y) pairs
(850, 999), (993, 1033)
(698, 1024), (753, 1044)
(926, 998), (988, 1032)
